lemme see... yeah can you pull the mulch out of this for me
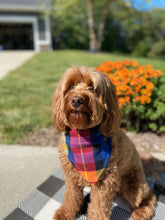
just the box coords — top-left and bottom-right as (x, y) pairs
(20, 127), (165, 154)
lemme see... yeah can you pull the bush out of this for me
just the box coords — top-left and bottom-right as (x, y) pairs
(147, 40), (165, 58)
(96, 60), (165, 132)
(132, 40), (150, 57)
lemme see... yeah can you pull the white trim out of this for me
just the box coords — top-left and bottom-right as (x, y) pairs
(0, 15), (40, 52)
(0, 15), (37, 23)
(32, 17), (40, 52)
(45, 15), (52, 50)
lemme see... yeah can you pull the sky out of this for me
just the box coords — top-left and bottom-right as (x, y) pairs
(149, 0), (165, 8)
(125, 0), (165, 10)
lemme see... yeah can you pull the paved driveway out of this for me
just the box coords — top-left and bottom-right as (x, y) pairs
(0, 51), (35, 80)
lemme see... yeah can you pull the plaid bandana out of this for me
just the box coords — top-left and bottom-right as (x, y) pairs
(62, 126), (112, 185)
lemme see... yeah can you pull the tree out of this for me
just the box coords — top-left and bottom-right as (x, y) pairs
(51, 0), (112, 52)
(50, 0), (165, 57)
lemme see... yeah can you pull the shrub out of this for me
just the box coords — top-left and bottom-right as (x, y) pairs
(147, 40), (165, 58)
(96, 60), (165, 132)
(132, 40), (150, 57)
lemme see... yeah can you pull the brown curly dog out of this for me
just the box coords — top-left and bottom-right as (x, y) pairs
(52, 66), (156, 220)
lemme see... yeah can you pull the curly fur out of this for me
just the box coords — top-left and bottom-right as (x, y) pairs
(52, 66), (156, 220)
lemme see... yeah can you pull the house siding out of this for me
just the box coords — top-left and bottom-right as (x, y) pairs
(0, 0), (51, 9)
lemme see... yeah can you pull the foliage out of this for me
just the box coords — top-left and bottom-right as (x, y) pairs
(50, 0), (165, 58)
(147, 40), (165, 58)
(96, 60), (165, 132)
(50, 0), (165, 55)
(51, 0), (88, 49)
(105, 6), (165, 57)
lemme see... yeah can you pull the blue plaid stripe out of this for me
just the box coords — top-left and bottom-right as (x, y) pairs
(93, 137), (112, 169)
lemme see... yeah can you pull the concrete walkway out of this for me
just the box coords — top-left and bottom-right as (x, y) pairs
(0, 51), (35, 80)
(0, 145), (60, 219)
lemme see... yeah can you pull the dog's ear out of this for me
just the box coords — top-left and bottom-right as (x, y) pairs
(52, 77), (66, 131)
(100, 73), (121, 136)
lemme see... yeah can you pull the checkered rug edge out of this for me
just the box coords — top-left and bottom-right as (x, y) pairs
(3, 168), (165, 220)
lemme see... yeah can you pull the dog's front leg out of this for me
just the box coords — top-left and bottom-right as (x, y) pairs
(53, 177), (83, 220)
(87, 165), (120, 220)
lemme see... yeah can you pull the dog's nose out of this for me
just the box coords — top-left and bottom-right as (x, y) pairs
(71, 96), (84, 108)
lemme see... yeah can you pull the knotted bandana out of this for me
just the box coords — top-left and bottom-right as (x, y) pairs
(62, 126), (112, 185)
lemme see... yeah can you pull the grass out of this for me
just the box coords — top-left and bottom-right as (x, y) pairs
(0, 50), (165, 144)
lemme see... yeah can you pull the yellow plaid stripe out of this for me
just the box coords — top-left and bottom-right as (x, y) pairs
(62, 134), (68, 156)
(96, 168), (104, 179)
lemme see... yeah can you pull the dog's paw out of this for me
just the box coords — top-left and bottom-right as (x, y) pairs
(53, 212), (66, 220)
(53, 207), (67, 220)
(131, 208), (153, 220)
(53, 206), (74, 220)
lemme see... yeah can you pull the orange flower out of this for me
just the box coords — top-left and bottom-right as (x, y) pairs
(134, 96), (141, 102)
(96, 60), (163, 108)
(134, 85), (140, 93)
(139, 95), (151, 104)
(146, 82), (154, 90)
(131, 60), (138, 67)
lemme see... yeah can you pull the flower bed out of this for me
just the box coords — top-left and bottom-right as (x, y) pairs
(96, 60), (165, 132)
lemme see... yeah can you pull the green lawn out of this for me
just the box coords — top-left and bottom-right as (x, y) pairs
(0, 50), (165, 144)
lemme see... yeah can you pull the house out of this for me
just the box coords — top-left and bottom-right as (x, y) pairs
(0, 0), (52, 52)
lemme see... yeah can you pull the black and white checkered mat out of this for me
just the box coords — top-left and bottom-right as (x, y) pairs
(3, 168), (165, 220)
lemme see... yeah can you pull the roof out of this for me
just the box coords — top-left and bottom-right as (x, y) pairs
(0, 0), (51, 12)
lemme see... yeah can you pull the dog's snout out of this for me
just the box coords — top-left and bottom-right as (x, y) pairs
(71, 96), (84, 108)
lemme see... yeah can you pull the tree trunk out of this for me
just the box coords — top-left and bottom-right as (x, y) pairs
(87, 0), (97, 52)
(87, 0), (111, 52)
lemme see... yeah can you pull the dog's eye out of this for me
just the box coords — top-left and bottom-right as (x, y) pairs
(68, 85), (74, 90)
(88, 86), (100, 96)
(88, 86), (94, 91)
(64, 85), (74, 95)
(66, 85), (74, 92)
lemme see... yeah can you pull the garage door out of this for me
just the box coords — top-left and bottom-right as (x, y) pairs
(0, 23), (34, 50)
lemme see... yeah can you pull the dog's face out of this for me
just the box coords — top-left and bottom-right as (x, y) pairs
(53, 66), (120, 136)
